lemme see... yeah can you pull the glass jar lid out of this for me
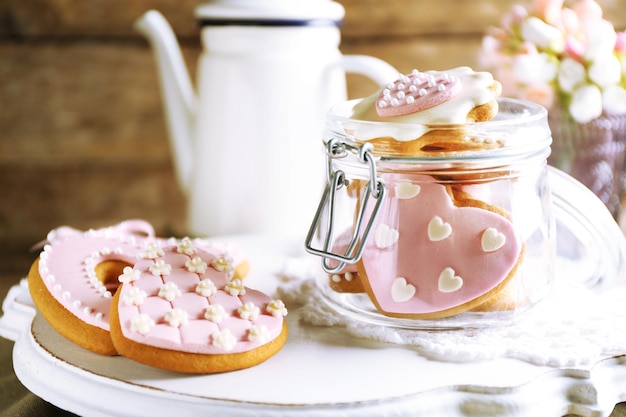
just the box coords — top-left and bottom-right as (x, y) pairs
(325, 98), (552, 162)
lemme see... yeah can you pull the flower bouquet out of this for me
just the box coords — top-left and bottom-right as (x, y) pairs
(480, 0), (626, 217)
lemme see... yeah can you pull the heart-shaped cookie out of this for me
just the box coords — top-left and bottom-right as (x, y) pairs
(359, 173), (522, 319)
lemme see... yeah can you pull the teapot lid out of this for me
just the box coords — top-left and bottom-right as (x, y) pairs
(195, 0), (345, 25)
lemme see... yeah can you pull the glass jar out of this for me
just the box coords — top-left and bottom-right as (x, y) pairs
(306, 98), (555, 329)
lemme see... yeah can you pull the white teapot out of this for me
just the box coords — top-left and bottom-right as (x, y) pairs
(135, 0), (398, 238)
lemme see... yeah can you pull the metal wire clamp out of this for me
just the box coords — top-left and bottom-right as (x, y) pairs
(305, 138), (386, 274)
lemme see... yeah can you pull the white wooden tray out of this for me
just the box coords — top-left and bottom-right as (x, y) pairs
(2, 235), (626, 416)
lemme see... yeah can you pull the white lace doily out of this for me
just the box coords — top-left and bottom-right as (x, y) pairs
(277, 257), (626, 368)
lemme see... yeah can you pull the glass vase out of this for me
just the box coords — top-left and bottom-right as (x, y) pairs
(548, 106), (626, 219)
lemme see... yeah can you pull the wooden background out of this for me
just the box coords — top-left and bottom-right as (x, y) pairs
(1, 0), (626, 291)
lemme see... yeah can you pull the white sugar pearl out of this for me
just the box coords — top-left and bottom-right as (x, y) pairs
(406, 96), (415, 104)
(397, 91), (405, 99)
(419, 88), (427, 96)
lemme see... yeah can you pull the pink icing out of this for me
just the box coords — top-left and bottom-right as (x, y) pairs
(117, 246), (287, 354)
(37, 221), (241, 332)
(376, 70), (462, 118)
(360, 174), (521, 317)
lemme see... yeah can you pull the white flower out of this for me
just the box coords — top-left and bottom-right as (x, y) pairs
(211, 328), (237, 351)
(122, 287), (147, 306)
(237, 302), (260, 320)
(211, 256), (234, 275)
(185, 256), (208, 274)
(149, 259), (172, 277)
(513, 53), (557, 85)
(224, 278), (246, 296)
(569, 84), (603, 123)
(142, 242), (164, 259)
(158, 281), (181, 301)
(558, 57), (586, 93)
(204, 304), (228, 323)
(266, 299), (288, 317)
(196, 279), (217, 297)
(248, 325), (271, 344)
(521, 16), (564, 52)
(584, 20), (617, 61)
(130, 313), (154, 335)
(602, 85), (626, 115)
(164, 308), (188, 328)
(118, 266), (141, 284)
(176, 237), (196, 255)
(588, 55), (622, 88)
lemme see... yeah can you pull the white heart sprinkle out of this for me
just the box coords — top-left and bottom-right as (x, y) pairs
(375, 223), (399, 249)
(481, 228), (506, 252)
(395, 182), (421, 199)
(438, 267), (463, 293)
(428, 216), (452, 241)
(391, 277), (416, 302)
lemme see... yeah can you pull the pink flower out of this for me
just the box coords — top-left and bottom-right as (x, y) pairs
(571, 0), (603, 27)
(564, 36), (585, 61)
(616, 31), (626, 53)
(533, 0), (565, 27)
(478, 0), (626, 122)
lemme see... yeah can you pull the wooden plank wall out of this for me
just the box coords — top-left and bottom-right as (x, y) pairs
(1, 0), (625, 281)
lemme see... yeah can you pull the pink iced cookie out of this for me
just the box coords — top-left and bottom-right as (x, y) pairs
(28, 220), (247, 356)
(358, 174), (522, 319)
(375, 69), (462, 118)
(110, 244), (288, 374)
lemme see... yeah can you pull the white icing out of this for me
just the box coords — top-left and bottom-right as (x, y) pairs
(142, 242), (164, 259)
(211, 256), (234, 276)
(122, 287), (147, 306)
(374, 223), (399, 249)
(185, 256), (208, 274)
(149, 259), (172, 277)
(196, 279), (217, 297)
(266, 300), (288, 317)
(204, 304), (228, 323)
(481, 228), (506, 252)
(395, 182), (421, 199)
(350, 67), (497, 141)
(248, 325), (271, 344)
(224, 278), (246, 296)
(211, 328), (237, 351)
(131, 313), (155, 335)
(391, 277), (416, 302)
(176, 237), (197, 256)
(158, 281), (181, 301)
(164, 307), (189, 328)
(238, 302), (260, 320)
(438, 267), (463, 293)
(427, 216), (453, 241)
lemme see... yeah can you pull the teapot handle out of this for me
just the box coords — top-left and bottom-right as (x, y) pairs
(340, 55), (399, 87)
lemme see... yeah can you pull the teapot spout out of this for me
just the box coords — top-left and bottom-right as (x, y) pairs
(135, 10), (196, 193)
